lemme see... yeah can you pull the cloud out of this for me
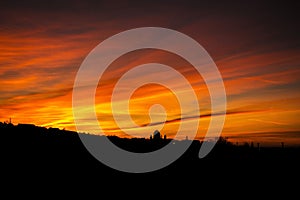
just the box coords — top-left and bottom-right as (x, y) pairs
(0, 1), (299, 145)
(100, 109), (265, 131)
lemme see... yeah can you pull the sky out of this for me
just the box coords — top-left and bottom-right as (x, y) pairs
(1, 0), (300, 146)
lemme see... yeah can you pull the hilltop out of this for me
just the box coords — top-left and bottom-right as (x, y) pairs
(1, 122), (299, 178)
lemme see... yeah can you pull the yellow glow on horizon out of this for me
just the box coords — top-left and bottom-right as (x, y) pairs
(1, 31), (300, 146)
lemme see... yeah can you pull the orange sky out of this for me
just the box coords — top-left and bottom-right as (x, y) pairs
(1, 1), (300, 146)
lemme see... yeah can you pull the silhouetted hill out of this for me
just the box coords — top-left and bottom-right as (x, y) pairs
(1, 122), (299, 189)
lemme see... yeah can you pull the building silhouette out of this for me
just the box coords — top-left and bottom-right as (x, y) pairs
(153, 130), (161, 140)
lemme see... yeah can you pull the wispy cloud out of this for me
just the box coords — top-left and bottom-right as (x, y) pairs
(0, 1), (299, 145)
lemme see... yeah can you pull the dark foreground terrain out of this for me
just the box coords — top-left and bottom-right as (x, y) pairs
(1, 122), (299, 194)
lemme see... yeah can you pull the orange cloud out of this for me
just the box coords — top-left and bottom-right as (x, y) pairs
(1, 2), (299, 146)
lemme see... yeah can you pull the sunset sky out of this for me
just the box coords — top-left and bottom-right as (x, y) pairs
(1, 1), (300, 146)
